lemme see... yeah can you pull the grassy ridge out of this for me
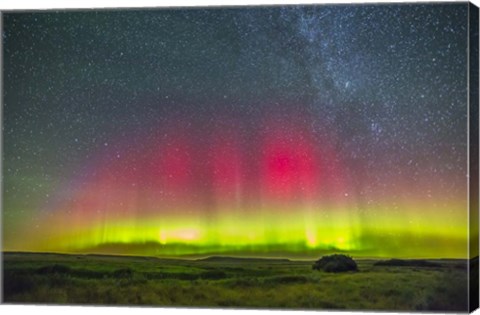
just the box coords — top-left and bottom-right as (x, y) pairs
(2, 252), (469, 311)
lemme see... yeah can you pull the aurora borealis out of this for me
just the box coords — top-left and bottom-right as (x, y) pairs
(2, 4), (472, 258)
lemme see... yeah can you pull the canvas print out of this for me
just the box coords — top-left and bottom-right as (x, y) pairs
(1, 2), (479, 312)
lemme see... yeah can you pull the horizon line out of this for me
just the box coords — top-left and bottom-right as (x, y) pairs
(2, 250), (474, 261)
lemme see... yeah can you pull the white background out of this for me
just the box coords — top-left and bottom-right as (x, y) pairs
(0, 0), (479, 314)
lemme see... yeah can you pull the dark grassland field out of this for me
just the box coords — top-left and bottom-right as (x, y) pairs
(1, 252), (469, 311)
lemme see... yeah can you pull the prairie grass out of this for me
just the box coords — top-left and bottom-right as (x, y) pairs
(2, 252), (469, 311)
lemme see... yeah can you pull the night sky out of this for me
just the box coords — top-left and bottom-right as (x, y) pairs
(2, 3), (470, 258)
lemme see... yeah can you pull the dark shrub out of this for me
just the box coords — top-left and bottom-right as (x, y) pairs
(264, 275), (309, 284)
(112, 268), (134, 278)
(200, 270), (227, 280)
(143, 271), (166, 279)
(36, 264), (71, 275)
(171, 272), (199, 280)
(142, 271), (199, 280)
(312, 254), (358, 272)
(71, 268), (108, 279)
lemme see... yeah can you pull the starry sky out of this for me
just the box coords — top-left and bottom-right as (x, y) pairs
(2, 3), (471, 258)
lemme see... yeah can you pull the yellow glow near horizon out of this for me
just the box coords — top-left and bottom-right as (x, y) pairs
(7, 199), (468, 259)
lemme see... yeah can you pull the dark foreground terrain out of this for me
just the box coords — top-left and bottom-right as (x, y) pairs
(2, 252), (469, 311)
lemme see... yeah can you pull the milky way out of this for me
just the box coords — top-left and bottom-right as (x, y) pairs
(2, 3), (471, 258)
